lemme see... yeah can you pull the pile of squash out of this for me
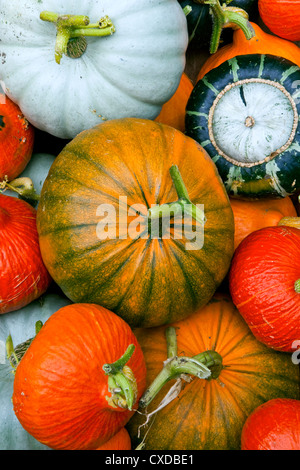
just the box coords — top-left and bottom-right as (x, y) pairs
(0, 0), (300, 451)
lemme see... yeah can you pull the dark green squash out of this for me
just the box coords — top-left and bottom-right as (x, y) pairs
(185, 54), (300, 199)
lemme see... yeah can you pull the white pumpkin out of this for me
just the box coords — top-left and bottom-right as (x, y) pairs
(0, 0), (188, 139)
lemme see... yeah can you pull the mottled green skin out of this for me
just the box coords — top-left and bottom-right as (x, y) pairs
(186, 54), (300, 199)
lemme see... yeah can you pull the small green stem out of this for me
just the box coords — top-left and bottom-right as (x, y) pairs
(103, 345), (138, 411)
(138, 327), (223, 409)
(295, 279), (300, 294)
(0, 177), (40, 207)
(6, 321), (44, 371)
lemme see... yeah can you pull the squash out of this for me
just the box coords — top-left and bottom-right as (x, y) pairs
(0, 194), (51, 314)
(0, 293), (71, 450)
(127, 296), (300, 450)
(0, 0), (188, 139)
(12, 302), (147, 450)
(0, 90), (34, 182)
(155, 73), (193, 132)
(197, 22), (300, 81)
(186, 54), (300, 199)
(230, 196), (299, 249)
(229, 225), (300, 352)
(241, 398), (300, 450)
(258, 0), (300, 42)
(37, 118), (234, 328)
(95, 427), (131, 450)
(1, 153), (56, 207)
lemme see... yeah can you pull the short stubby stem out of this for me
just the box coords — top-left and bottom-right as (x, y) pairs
(6, 320), (43, 371)
(40, 11), (116, 64)
(103, 344), (138, 411)
(1, 177), (40, 207)
(295, 279), (300, 294)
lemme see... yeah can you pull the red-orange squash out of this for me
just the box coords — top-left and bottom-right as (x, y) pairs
(230, 196), (298, 250)
(37, 118), (234, 328)
(241, 398), (300, 450)
(0, 194), (51, 314)
(0, 92), (34, 181)
(155, 73), (193, 132)
(258, 0), (300, 42)
(229, 226), (300, 352)
(197, 22), (300, 81)
(127, 296), (300, 450)
(12, 303), (147, 450)
(96, 427), (131, 450)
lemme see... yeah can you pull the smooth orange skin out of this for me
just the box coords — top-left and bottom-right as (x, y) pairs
(0, 194), (51, 314)
(258, 0), (300, 42)
(230, 196), (298, 250)
(96, 428), (131, 450)
(155, 73), (193, 132)
(241, 398), (300, 450)
(197, 22), (300, 81)
(229, 226), (300, 352)
(12, 303), (147, 450)
(0, 93), (34, 181)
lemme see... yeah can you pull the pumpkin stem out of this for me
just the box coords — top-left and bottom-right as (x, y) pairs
(0, 176), (40, 207)
(103, 344), (138, 411)
(194, 0), (255, 53)
(138, 327), (223, 409)
(295, 279), (300, 294)
(5, 321), (44, 372)
(278, 216), (300, 230)
(40, 12), (116, 64)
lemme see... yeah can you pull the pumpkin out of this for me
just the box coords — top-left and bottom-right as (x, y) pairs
(95, 427), (131, 451)
(0, 194), (51, 314)
(0, 292), (71, 450)
(127, 295), (300, 450)
(1, 153), (56, 207)
(241, 398), (300, 450)
(0, 0), (188, 139)
(229, 225), (300, 352)
(0, 90), (34, 182)
(186, 54), (300, 199)
(230, 196), (298, 249)
(258, 0), (300, 42)
(197, 22), (300, 81)
(37, 118), (234, 328)
(179, 0), (258, 51)
(12, 302), (147, 450)
(155, 73), (193, 133)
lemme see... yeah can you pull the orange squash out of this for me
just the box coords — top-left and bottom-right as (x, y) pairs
(197, 22), (300, 81)
(258, 0), (300, 42)
(155, 73), (193, 133)
(95, 428), (131, 450)
(231, 196), (299, 249)
(127, 296), (300, 450)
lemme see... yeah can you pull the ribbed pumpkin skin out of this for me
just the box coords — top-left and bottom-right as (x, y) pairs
(231, 196), (297, 250)
(0, 195), (51, 314)
(0, 92), (34, 181)
(155, 73), (193, 132)
(12, 303), (147, 450)
(127, 296), (300, 450)
(258, 0), (300, 42)
(229, 226), (300, 352)
(96, 427), (131, 450)
(37, 118), (234, 328)
(241, 398), (300, 450)
(197, 22), (300, 81)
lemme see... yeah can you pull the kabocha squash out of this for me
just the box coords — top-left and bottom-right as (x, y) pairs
(258, 0), (300, 42)
(241, 398), (300, 450)
(0, 293), (71, 450)
(0, 195), (51, 314)
(229, 226), (300, 352)
(0, 91), (34, 182)
(155, 73), (193, 132)
(37, 118), (234, 328)
(127, 296), (300, 450)
(230, 196), (298, 249)
(197, 22), (300, 80)
(0, 0), (188, 139)
(12, 303), (146, 450)
(186, 54), (300, 199)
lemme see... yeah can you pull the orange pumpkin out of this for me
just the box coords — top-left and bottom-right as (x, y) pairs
(231, 196), (299, 249)
(155, 73), (193, 133)
(127, 296), (300, 450)
(258, 0), (300, 42)
(96, 427), (131, 450)
(197, 22), (300, 81)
